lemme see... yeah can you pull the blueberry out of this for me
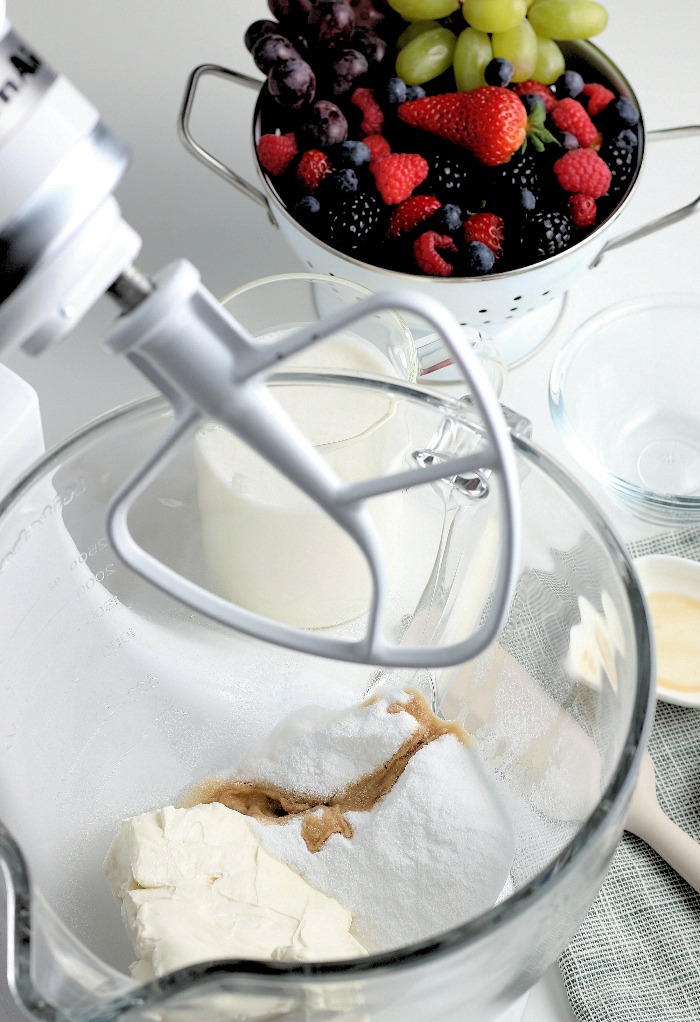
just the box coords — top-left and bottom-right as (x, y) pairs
(294, 194), (322, 227)
(519, 188), (537, 212)
(324, 168), (359, 194)
(484, 58), (514, 87)
(556, 70), (584, 98)
(561, 131), (579, 150)
(430, 203), (463, 232)
(599, 96), (640, 133)
(333, 139), (371, 167)
(614, 128), (639, 152)
(461, 241), (495, 276)
(385, 76), (408, 105)
(405, 84), (426, 101)
(519, 93), (546, 116)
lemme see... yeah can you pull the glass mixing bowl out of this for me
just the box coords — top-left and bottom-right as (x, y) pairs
(549, 293), (700, 525)
(0, 377), (652, 1022)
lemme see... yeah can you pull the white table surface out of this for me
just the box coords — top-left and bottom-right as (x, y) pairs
(2, 1), (699, 1019)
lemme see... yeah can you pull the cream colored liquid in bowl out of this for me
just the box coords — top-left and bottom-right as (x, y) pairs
(646, 590), (700, 695)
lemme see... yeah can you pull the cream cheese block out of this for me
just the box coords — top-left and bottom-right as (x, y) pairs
(103, 801), (366, 978)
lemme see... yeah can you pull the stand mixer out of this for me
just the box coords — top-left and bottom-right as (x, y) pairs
(0, 6), (654, 1022)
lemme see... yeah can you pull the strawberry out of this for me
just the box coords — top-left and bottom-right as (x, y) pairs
(582, 82), (615, 116)
(372, 152), (428, 204)
(567, 192), (597, 228)
(297, 149), (332, 190)
(554, 148), (611, 198)
(351, 87), (384, 135)
(387, 195), (441, 237)
(398, 86), (554, 167)
(511, 80), (556, 114)
(256, 132), (298, 176)
(413, 231), (457, 276)
(463, 212), (504, 259)
(551, 98), (600, 149)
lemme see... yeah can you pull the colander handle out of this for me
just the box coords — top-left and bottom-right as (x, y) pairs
(591, 124), (700, 267)
(178, 64), (277, 225)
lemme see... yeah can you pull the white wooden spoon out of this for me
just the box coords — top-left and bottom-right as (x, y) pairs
(624, 750), (700, 893)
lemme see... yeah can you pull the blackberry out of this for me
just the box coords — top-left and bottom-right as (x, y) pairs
(520, 211), (572, 262)
(490, 151), (541, 202)
(599, 131), (639, 201)
(425, 151), (474, 200)
(325, 192), (385, 253)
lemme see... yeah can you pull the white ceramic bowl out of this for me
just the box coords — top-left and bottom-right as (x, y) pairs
(550, 293), (700, 525)
(634, 554), (700, 707)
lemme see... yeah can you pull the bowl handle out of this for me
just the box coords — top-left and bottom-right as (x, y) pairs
(590, 124), (700, 267)
(178, 63), (277, 225)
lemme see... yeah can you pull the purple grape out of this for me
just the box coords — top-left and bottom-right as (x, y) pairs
(308, 0), (356, 48)
(244, 20), (281, 54)
(349, 0), (385, 29)
(303, 100), (348, 147)
(252, 33), (300, 73)
(350, 27), (386, 65)
(268, 0), (315, 23)
(268, 57), (316, 109)
(330, 48), (368, 96)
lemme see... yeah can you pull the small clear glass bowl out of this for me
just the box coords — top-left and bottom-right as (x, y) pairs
(549, 294), (700, 525)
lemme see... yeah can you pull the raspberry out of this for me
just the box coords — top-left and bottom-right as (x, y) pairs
(553, 148), (612, 198)
(297, 148), (332, 190)
(512, 80), (556, 114)
(351, 87), (384, 134)
(551, 98), (599, 148)
(583, 82), (615, 116)
(363, 133), (391, 168)
(387, 195), (441, 237)
(567, 192), (597, 229)
(372, 152), (428, 205)
(413, 231), (457, 277)
(256, 132), (298, 176)
(463, 212), (504, 259)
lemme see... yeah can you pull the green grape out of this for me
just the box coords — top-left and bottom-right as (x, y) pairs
(491, 18), (537, 81)
(396, 26), (457, 84)
(398, 19), (440, 48)
(387, 0), (460, 22)
(453, 27), (492, 92)
(462, 0), (527, 34)
(527, 0), (608, 40)
(532, 33), (565, 82)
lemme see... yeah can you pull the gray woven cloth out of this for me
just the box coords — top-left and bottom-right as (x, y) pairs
(559, 527), (700, 1021)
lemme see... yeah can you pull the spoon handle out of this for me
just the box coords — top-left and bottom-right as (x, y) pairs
(631, 807), (700, 894)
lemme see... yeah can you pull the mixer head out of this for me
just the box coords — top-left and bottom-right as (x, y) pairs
(0, 15), (520, 668)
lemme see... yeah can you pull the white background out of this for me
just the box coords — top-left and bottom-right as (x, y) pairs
(1, 0), (699, 1019)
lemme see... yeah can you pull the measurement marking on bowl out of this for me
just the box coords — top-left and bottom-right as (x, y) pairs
(636, 439), (700, 494)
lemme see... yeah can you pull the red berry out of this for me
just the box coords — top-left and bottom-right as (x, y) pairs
(512, 80), (556, 113)
(551, 98), (599, 148)
(256, 132), (298, 175)
(297, 148), (332, 190)
(351, 86), (384, 134)
(387, 195), (441, 237)
(583, 82), (615, 117)
(553, 148), (612, 198)
(364, 133), (391, 167)
(567, 192), (597, 228)
(413, 231), (457, 277)
(399, 87), (552, 167)
(463, 212), (504, 259)
(372, 152), (428, 205)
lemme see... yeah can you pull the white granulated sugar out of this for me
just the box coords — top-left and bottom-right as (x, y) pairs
(232, 690), (419, 799)
(250, 733), (515, 951)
